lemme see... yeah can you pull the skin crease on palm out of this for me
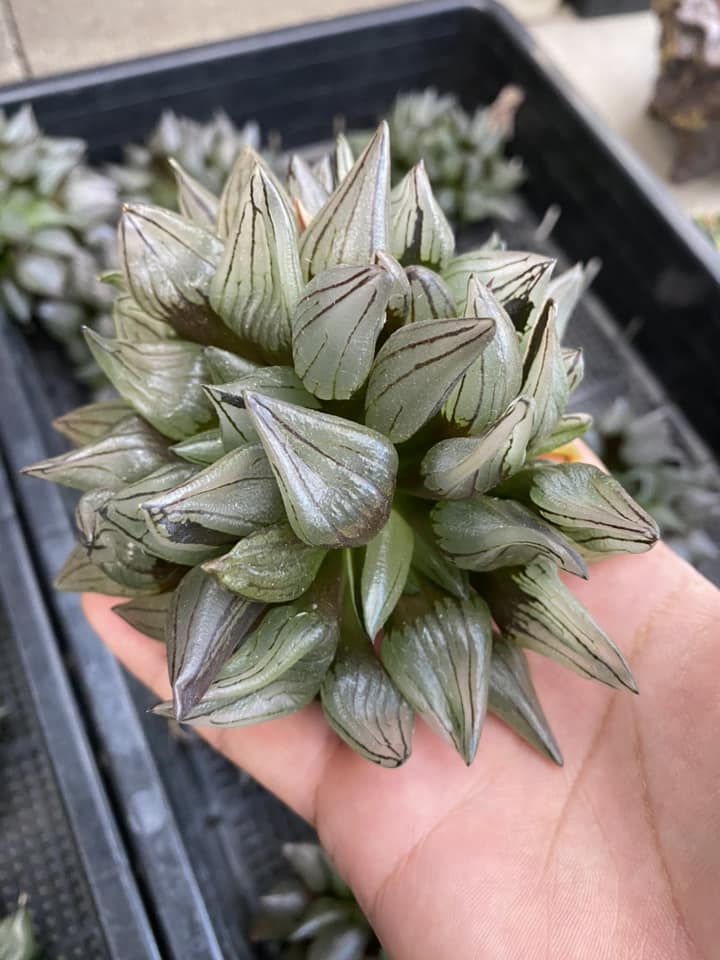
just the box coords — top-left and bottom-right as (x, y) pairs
(80, 442), (720, 960)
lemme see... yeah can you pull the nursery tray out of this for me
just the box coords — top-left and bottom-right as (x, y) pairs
(1, 2), (719, 958)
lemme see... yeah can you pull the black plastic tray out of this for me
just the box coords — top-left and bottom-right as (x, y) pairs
(1, 2), (719, 957)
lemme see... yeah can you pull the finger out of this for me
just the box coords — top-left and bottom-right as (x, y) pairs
(82, 592), (334, 822)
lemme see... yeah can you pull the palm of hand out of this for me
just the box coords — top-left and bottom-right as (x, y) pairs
(83, 542), (719, 960)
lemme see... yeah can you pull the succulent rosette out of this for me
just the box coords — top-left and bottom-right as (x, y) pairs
(25, 122), (658, 769)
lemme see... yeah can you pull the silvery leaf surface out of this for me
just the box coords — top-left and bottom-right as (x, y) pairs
(384, 591), (492, 764)
(292, 264), (393, 400)
(321, 646), (414, 767)
(0, 903), (35, 960)
(203, 522), (327, 602)
(361, 509), (414, 638)
(143, 443), (284, 547)
(171, 428), (225, 465)
(205, 386), (258, 451)
(299, 123), (390, 281)
(169, 157), (219, 229)
(489, 635), (563, 765)
(365, 316), (494, 443)
(216, 145), (294, 239)
(561, 346), (584, 395)
(482, 561), (637, 691)
(211, 366), (323, 411)
(245, 392), (397, 547)
(390, 160), (455, 270)
(85, 331), (215, 441)
(209, 164), (303, 360)
(287, 154), (330, 220)
(374, 250), (411, 322)
(527, 462), (659, 555)
(333, 132), (355, 183)
(52, 398), (133, 446)
(520, 301), (569, 446)
(24, 414), (172, 491)
(443, 277), (523, 433)
(431, 496), (586, 576)
(204, 345), (259, 384)
(113, 592), (174, 641)
(404, 265), (456, 324)
(167, 565), (265, 718)
(529, 413), (593, 455)
(423, 396), (534, 498)
(54, 544), (156, 596)
(547, 260), (599, 340)
(113, 294), (178, 342)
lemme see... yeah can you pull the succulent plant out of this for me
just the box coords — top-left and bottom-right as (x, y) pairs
(0, 105), (118, 383)
(0, 899), (35, 960)
(696, 212), (720, 251)
(25, 122), (659, 770)
(382, 86), (525, 223)
(108, 109), (261, 209)
(253, 842), (385, 959)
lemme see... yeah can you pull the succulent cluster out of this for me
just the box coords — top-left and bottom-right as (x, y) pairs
(109, 108), (261, 209)
(253, 843), (384, 959)
(385, 86), (524, 223)
(26, 122), (658, 769)
(0, 899), (35, 960)
(0, 105), (118, 383)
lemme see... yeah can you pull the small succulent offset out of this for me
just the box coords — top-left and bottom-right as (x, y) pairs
(0, 898), (35, 960)
(0, 105), (118, 383)
(26, 122), (659, 770)
(253, 843), (385, 959)
(385, 86), (525, 223)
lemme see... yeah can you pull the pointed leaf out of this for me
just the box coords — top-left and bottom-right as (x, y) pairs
(527, 462), (659, 554)
(333, 133), (355, 182)
(169, 157), (219, 229)
(390, 160), (454, 269)
(113, 592), (173, 641)
(365, 316), (494, 443)
(299, 122), (390, 280)
(547, 260), (599, 339)
(520, 301), (569, 445)
(216, 145), (294, 239)
(404, 265), (456, 323)
(246, 392), (397, 547)
(361, 509), (414, 637)
(384, 591), (493, 764)
(85, 331), (215, 441)
(203, 522), (327, 602)
(529, 413), (593, 455)
(54, 544), (152, 596)
(288, 899), (354, 941)
(443, 278), (523, 433)
(209, 164), (303, 360)
(24, 415), (171, 491)
(292, 264), (393, 400)
(204, 345), (258, 384)
(282, 843), (335, 893)
(423, 396), (534, 498)
(431, 496), (586, 576)
(171, 428), (225, 465)
(489, 636), (563, 765)
(482, 561), (637, 691)
(288, 154), (330, 220)
(113, 294), (177, 342)
(374, 250), (411, 322)
(562, 346), (584, 394)
(52, 398), (132, 446)
(0, 904), (35, 960)
(205, 386), (258, 450)
(212, 366), (323, 409)
(321, 646), (414, 767)
(167, 565), (265, 719)
(306, 924), (369, 960)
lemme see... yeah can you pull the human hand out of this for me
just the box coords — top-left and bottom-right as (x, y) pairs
(82, 539), (719, 960)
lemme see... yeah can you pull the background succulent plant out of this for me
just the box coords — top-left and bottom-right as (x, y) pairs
(26, 121), (658, 770)
(0, 105), (118, 384)
(696, 212), (720, 252)
(0, 899), (35, 960)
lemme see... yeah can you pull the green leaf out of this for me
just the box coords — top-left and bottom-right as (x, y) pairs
(282, 843), (335, 893)
(306, 923), (370, 960)
(489, 635), (563, 765)
(23, 415), (172, 491)
(423, 396), (534, 498)
(84, 331), (215, 441)
(113, 592), (173, 641)
(203, 522), (327, 602)
(299, 122), (390, 281)
(143, 443), (284, 549)
(390, 160), (455, 270)
(246, 392), (398, 547)
(167, 566), (265, 719)
(527, 462), (659, 555)
(216, 145), (294, 239)
(0, 903), (35, 960)
(520, 301), (569, 446)
(365, 316), (494, 443)
(204, 386), (258, 451)
(292, 264), (393, 400)
(404, 265), (456, 323)
(209, 163), (302, 360)
(547, 260), (598, 339)
(442, 249), (555, 323)
(287, 154), (330, 220)
(321, 646), (414, 767)
(361, 509), (414, 637)
(169, 156), (219, 229)
(171, 428), (225, 465)
(203, 345), (259, 384)
(562, 346), (584, 395)
(211, 366), (323, 410)
(374, 249), (411, 322)
(52, 398), (132, 446)
(529, 413), (593, 455)
(251, 879), (310, 941)
(443, 277), (524, 433)
(333, 132), (355, 183)
(482, 561), (637, 691)
(113, 294), (177, 342)
(384, 591), (493, 764)
(432, 496), (586, 576)
(288, 898), (354, 941)
(54, 544), (153, 596)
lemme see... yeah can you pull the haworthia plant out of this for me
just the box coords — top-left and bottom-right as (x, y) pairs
(27, 121), (658, 769)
